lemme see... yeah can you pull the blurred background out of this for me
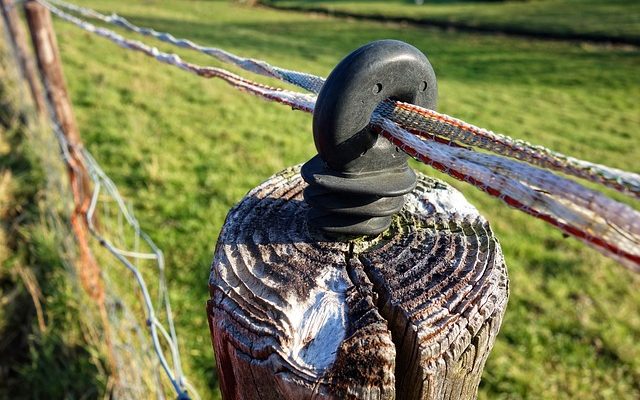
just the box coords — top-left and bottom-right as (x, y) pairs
(1, 0), (638, 398)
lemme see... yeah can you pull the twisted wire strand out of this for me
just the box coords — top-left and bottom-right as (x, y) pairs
(373, 117), (640, 272)
(41, 0), (315, 111)
(39, 2), (639, 269)
(380, 101), (640, 199)
(47, 0), (325, 94)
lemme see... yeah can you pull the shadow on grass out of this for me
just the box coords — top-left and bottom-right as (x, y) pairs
(261, 0), (640, 45)
(267, 0), (490, 4)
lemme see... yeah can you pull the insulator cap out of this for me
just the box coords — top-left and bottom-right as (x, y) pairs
(302, 40), (438, 236)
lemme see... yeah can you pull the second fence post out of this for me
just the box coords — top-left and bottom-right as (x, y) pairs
(24, 0), (115, 371)
(25, 0), (84, 146)
(24, 0), (98, 297)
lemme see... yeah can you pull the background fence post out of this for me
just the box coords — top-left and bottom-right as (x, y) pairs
(23, 0), (115, 373)
(1, 0), (46, 115)
(25, 0), (84, 146)
(208, 166), (509, 399)
(24, 0), (98, 300)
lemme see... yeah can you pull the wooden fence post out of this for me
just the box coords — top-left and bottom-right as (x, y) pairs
(208, 166), (509, 399)
(24, 0), (85, 147)
(24, 0), (101, 306)
(23, 0), (115, 372)
(1, 0), (46, 114)
(24, 0), (98, 296)
(209, 39), (508, 399)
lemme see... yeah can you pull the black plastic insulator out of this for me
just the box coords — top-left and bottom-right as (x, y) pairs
(301, 39), (438, 236)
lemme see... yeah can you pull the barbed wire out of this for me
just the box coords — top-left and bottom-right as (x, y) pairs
(46, 0), (640, 199)
(40, 0), (640, 271)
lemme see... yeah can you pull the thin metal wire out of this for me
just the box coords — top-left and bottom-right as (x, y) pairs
(47, 0), (325, 94)
(53, 124), (164, 398)
(83, 143), (198, 400)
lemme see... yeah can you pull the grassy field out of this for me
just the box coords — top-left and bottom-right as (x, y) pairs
(1, 0), (640, 398)
(266, 0), (640, 44)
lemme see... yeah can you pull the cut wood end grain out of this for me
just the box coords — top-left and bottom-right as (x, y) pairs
(208, 165), (508, 400)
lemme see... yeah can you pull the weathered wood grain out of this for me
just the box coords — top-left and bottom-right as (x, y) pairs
(208, 165), (508, 399)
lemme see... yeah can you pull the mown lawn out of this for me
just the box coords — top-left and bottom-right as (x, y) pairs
(2, 0), (640, 398)
(267, 0), (640, 44)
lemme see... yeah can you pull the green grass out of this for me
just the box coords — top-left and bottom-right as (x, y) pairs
(2, 0), (640, 398)
(267, 0), (640, 44)
(0, 44), (107, 398)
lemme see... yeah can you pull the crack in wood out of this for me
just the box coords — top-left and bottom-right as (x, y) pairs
(208, 165), (508, 399)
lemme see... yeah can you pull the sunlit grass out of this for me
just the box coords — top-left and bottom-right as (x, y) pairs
(2, 0), (639, 398)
